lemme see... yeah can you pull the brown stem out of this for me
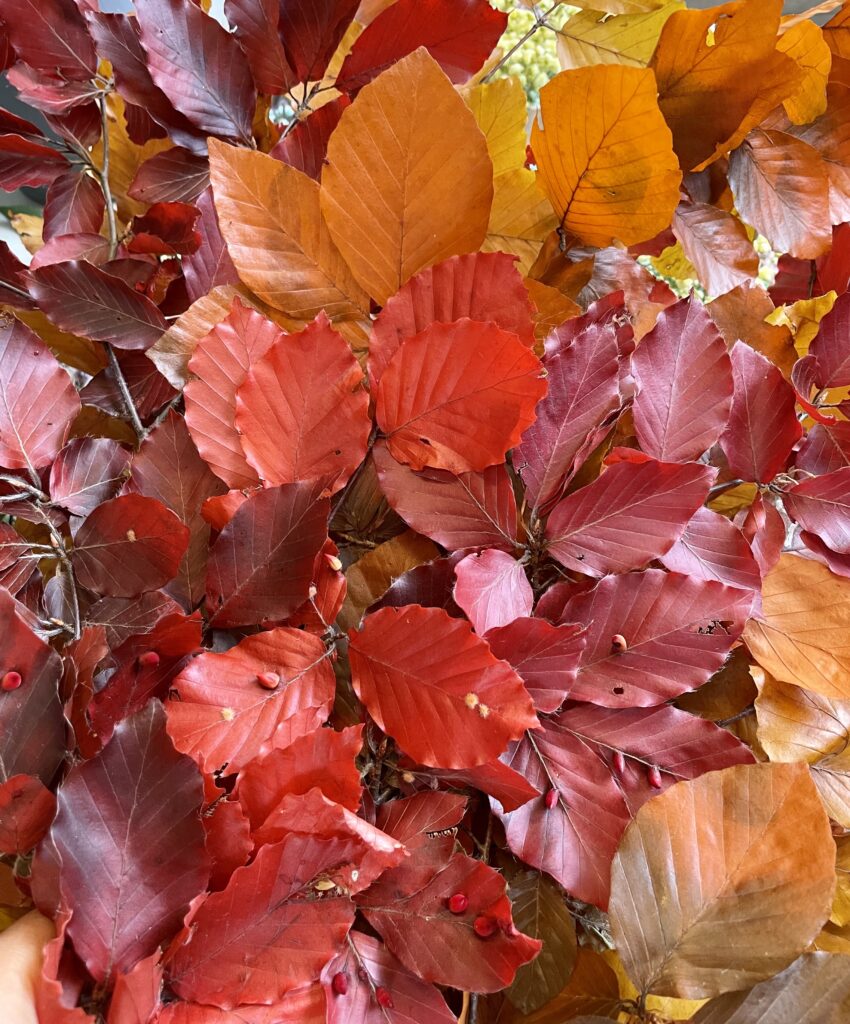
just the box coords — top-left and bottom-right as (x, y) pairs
(482, 1), (563, 84)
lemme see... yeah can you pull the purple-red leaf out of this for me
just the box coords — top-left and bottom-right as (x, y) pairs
(278, 0), (360, 86)
(632, 297), (733, 463)
(453, 549), (533, 634)
(51, 701), (209, 985)
(809, 290), (850, 387)
(50, 438), (131, 517)
(0, 133), (69, 188)
(42, 170), (104, 241)
(225, 0), (294, 94)
(545, 457), (715, 576)
(659, 506), (762, 591)
(784, 466), (850, 553)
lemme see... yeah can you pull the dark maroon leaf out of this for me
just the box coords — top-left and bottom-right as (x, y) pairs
(270, 96), (350, 180)
(206, 481), (329, 628)
(278, 0), (360, 86)
(336, 0), (506, 93)
(0, 239), (35, 309)
(51, 700), (209, 985)
(631, 297), (733, 463)
(128, 147), (210, 204)
(49, 438), (131, 517)
(225, 0), (294, 94)
(129, 201), (201, 257)
(0, 133), (69, 188)
(0, 774), (56, 854)
(86, 590), (184, 650)
(0, 0), (96, 81)
(719, 342), (802, 483)
(80, 348), (177, 423)
(181, 188), (238, 303)
(135, 0), (256, 145)
(29, 233), (111, 270)
(28, 260), (169, 351)
(72, 494), (190, 598)
(796, 421), (850, 475)
(42, 170), (104, 242)
(371, 555), (464, 617)
(558, 569), (754, 707)
(809, 289), (850, 387)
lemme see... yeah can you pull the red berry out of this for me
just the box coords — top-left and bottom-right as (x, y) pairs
(611, 633), (628, 653)
(375, 986), (393, 1008)
(1, 671), (21, 691)
(473, 915), (498, 938)
(138, 651), (160, 668)
(612, 751), (626, 775)
(647, 765), (663, 789)
(447, 892), (469, 914)
(544, 788), (558, 810)
(257, 671), (280, 690)
(331, 972), (348, 995)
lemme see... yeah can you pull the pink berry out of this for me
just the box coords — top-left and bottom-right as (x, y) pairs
(138, 651), (160, 668)
(611, 633), (628, 653)
(612, 751), (626, 775)
(257, 671), (280, 690)
(375, 986), (393, 1008)
(331, 972), (348, 995)
(448, 892), (469, 914)
(1, 671), (21, 691)
(648, 765), (663, 789)
(473, 915), (497, 939)
(544, 788), (558, 810)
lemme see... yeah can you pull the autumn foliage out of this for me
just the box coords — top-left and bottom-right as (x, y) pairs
(0, 0), (850, 1021)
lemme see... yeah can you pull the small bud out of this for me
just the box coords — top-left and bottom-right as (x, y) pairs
(1, 671), (22, 691)
(375, 986), (393, 1009)
(308, 584), (318, 599)
(447, 892), (469, 914)
(401, 771), (415, 784)
(464, 692), (479, 709)
(473, 916), (498, 939)
(331, 972), (348, 996)
(612, 750), (626, 775)
(544, 788), (558, 810)
(324, 552), (343, 572)
(477, 703), (490, 719)
(647, 765), (663, 789)
(611, 633), (628, 653)
(220, 707), (235, 721)
(126, 529), (137, 542)
(257, 671), (280, 690)
(138, 650), (160, 668)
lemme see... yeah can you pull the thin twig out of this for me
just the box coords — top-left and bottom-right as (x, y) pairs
(482, 1), (563, 83)
(106, 344), (145, 441)
(717, 705), (755, 727)
(708, 478), (745, 498)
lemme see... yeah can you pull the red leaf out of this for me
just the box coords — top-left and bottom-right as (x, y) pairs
(719, 342), (803, 483)
(203, 799), (252, 891)
(166, 627), (335, 773)
(72, 494), (190, 598)
(236, 725), (363, 830)
(545, 458), (715, 576)
(796, 421), (850, 475)
(181, 188), (238, 302)
(135, 0), (256, 144)
(497, 703), (755, 908)
(153, 987), (326, 1023)
(559, 569), (753, 707)
(0, 588), (65, 783)
(631, 298), (733, 463)
(453, 549), (533, 634)
(349, 605), (537, 769)
(659, 506), (762, 591)
(0, 315), (80, 471)
(86, 590), (184, 650)
(35, 910), (96, 1024)
(423, 759), (540, 813)
(368, 253), (535, 389)
(359, 849), (540, 992)
(515, 307), (621, 512)
(784, 466), (850, 553)
(336, 0), (506, 93)
(129, 201), (201, 257)
(375, 319), (545, 473)
(0, 774), (56, 853)
(128, 411), (226, 609)
(740, 493), (786, 577)
(27, 260), (169, 351)
(184, 297), (284, 488)
(205, 482), (330, 627)
(164, 834), (355, 1008)
(43, 170), (104, 241)
(373, 441), (518, 552)
(50, 438), (131, 517)
(322, 931), (457, 1023)
(278, 0), (360, 86)
(374, 791), (467, 851)
(129, 147), (210, 205)
(283, 537), (347, 634)
(809, 289), (850, 386)
(0, 0), (96, 82)
(371, 554), (464, 617)
(225, 0), (294, 94)
(484, 617), (586, 714)
(0, 133), (69, 188)
(270, 97), (350, 181)
(88, 611), (202, 742)
(235, 314), (370, 492)
(30, 232), (112, 270)
(51, 701), (209, 985)
(107, 952), (163, 1024)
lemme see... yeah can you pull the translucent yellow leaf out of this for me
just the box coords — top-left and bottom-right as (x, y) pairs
(556, 1), (684, 70)
(778, 20), (832, 124)
(767, 290), (837, 357)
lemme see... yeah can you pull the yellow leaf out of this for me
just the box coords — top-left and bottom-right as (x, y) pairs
(461, 76), (528, 179)
(767, 290), (837, 357)
(744, 553), (850, 702)
(208, 141), (369, 322)
(602, 948), (708, 1019)
(556, 1), (684, 70)
(531, 65), (681, 247)
(321, 49), (493, 304)
(8, 213), (43, 255)
(650, 241), (696, 283)
(778, 20), (832, 124)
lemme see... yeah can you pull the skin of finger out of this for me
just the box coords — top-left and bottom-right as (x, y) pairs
(0, 911), (56, 1024)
